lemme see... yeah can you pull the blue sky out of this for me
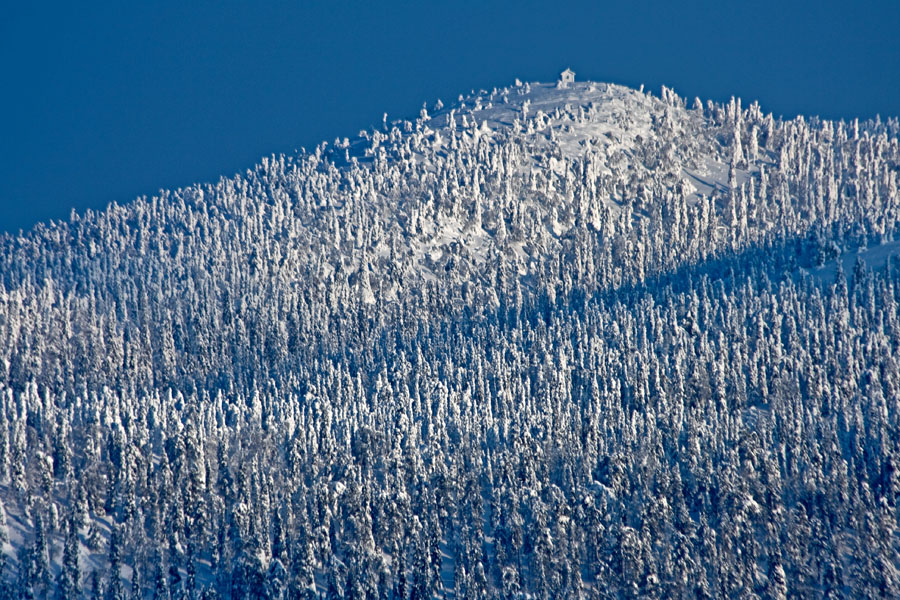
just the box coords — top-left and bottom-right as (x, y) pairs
(2, 0), (899, 233)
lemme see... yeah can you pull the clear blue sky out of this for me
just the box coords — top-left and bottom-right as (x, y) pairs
(2, 0), (899, 233)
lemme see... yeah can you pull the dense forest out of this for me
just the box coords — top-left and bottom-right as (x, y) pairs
(0, 79), (899, 598)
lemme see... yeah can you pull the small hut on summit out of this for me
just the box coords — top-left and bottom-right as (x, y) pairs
(558, 68), (575, 88)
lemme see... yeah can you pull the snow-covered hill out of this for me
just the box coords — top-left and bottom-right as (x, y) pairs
(0, 76), (899, 599)
(318, 79), (765, 291)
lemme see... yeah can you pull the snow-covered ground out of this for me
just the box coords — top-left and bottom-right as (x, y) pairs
(804, 239), (900, 282)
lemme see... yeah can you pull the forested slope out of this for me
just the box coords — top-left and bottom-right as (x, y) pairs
(0, 79), (899, 598)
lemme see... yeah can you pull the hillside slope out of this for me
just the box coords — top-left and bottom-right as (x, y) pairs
(0, 77), (899, 598)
